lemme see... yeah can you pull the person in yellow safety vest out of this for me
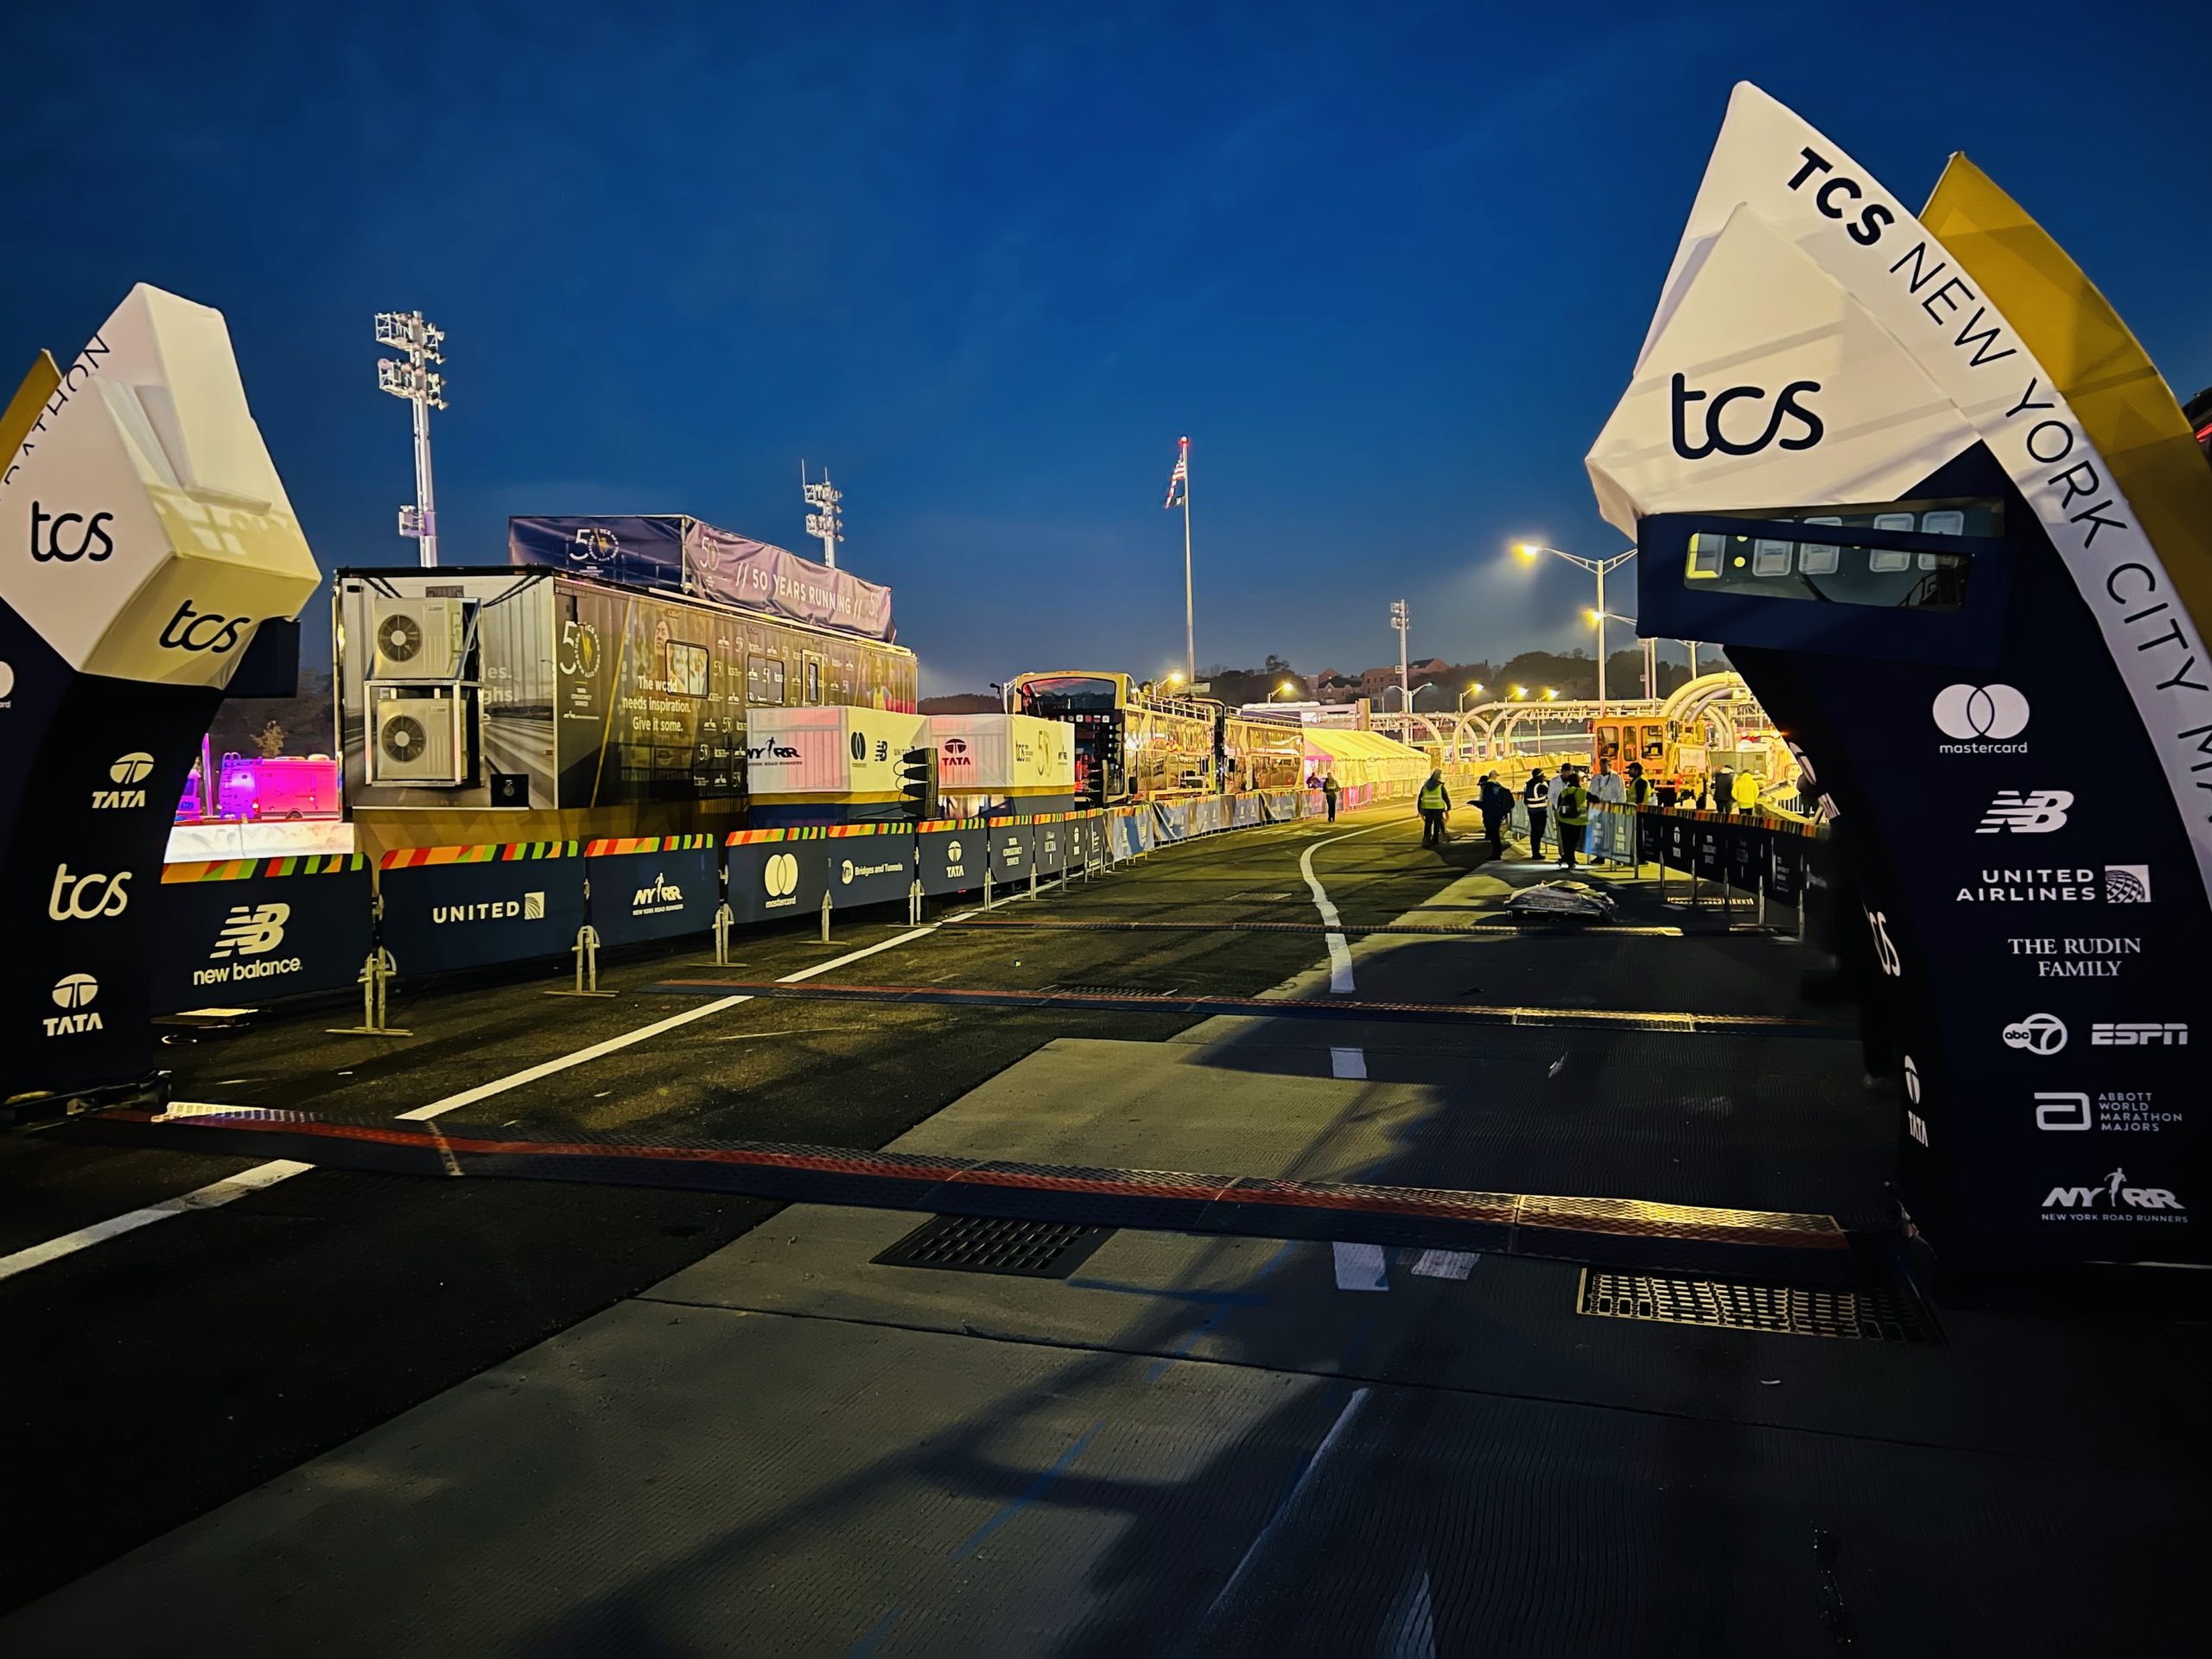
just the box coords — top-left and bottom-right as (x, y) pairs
(1553, 766), (1590, 869)
(1732, 768), (1760, 816)
(1417, 769), (1452, 849)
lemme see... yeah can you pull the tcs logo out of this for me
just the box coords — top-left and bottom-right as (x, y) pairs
(159, 601), (251, 654)
(1669, 373), (1823, 461)
(30, 501), (114, 563)
(48, 864), (131, 920)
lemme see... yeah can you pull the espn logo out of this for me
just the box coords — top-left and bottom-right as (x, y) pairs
(2091, 1021), (2187, 1046)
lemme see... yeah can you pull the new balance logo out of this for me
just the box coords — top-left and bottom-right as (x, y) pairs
(211, 903), (289, 958)
(1976, 790), (2071, 834)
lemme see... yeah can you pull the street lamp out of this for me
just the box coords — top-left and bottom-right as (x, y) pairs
(1509, 685), (1527, 699)
(1457, 682), (1485, 712)
(1268, 680), (1298, 702)
(375, 311), (447, 568)
(1389, 599), (1410, 709)
(1542, 687), (1558, 701)
(1513, 540), (1637, 715)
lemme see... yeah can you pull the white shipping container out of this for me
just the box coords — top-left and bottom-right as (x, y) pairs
(927, 714), (1075, 798)
(747, 706), (927, 801)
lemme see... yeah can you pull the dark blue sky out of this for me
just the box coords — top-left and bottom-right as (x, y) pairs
(6, 1), (2207, 692)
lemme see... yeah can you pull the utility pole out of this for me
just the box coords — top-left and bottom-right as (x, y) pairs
(1389, 599), (1410, 711)
(375, 311), (448, 568)
(1179, 438), (1194, 683)
(801, 461), (843, 569)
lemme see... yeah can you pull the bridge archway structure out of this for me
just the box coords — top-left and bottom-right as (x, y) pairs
(1368, 675), (1769, 771)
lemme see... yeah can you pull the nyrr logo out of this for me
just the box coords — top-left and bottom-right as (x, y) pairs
(632, 873), (684, 915)
(43, 971), (102, 1037)
(1975, 790), (2071, 835)
(29, 500), (115, 563)
(1668, 372), (1823, 460)
(1931, 684), (2028, 752)
(2041, 1169), (2185, 1219)
(92, 750), (156, 809)
(48, 864), (130, 920)
(212, 903), (290, 957)
(2001, 1013), (2067, 1055)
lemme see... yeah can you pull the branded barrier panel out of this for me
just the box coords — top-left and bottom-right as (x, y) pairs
(1029, 816), (1068, 878)
(1074, 812), (1109, 868)
(986, 817), (1033, 884)
(823, 826), (916, 909)
(1107, 810), (1143, 861)
(1768, 831), (1807, 906)
(1151, 801), (1192, 843)
(1232, 794), (1262, 829)
(725, 830), (830, 924)
(584, 837), (719, 948)
(918, 822), (987, 895)
(380, 843), (585, 973)
(150, 855), (372, 1014)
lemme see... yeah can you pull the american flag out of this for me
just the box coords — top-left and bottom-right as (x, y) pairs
(1163, 437), (1188, 509)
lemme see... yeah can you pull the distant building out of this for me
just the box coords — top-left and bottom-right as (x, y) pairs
(1357, 658), (1447, 700)
(1313, 671), (1363, 704)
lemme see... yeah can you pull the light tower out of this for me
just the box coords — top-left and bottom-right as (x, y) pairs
(802, 461), (843, 569)
(374, 311), (447, 568)
(1389, 598), (1410, 710)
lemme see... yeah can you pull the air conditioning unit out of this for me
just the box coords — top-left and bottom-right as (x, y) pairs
(370, 596), (472, 682)
(370, 690), (465, 785)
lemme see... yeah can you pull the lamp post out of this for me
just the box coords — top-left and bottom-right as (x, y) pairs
(1457, 683), (1485, 713)
(1513, 542), (1637, 715)
(1388, 598), (1410, 711)
(375, 311), (447, 568)
(801, 461), (843, 569)
(1268, 680), (1298, 702)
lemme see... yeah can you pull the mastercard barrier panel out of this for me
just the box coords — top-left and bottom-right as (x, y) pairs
(725, 832), (830, 924)
(148, 856), (372, 1014)
(379, 845), (585, 975)
(583, 841), (720, 948)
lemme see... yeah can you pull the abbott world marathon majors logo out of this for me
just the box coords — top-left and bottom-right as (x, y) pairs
(2036, 1090), (2183, 1135)
(763, 852), (801, 909)
(1932, 684), (2027, 753)
(194, 903), (302, 987)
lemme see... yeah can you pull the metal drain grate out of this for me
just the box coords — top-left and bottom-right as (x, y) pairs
(874, 1215), (1115, 1278)
(1043, 982), (1179, 999)
(1577, 1269), (1935, 1342)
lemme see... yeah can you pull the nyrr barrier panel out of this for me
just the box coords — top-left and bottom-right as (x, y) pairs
(380, 843), (584, 973)
(823, 825), (916, 909)
(987, 817), (1033, 883)
(726, 829), (830, 924)
(1029, 816), (1069, 877)
(918, 821), (987, 896)
(1691, 820), (1727, 880)
(151, 855), (372, 1014)
(584, 837), (719, 947)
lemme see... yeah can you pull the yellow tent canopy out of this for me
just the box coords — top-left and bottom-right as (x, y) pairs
(1298, 728), (1430, 789)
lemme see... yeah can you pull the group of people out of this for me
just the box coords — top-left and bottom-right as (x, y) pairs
(1413, 752), (1764, 865)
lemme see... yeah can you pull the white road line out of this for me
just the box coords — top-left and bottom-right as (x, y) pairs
(1328, 1046), (1368, 1080)
(1206, 1387), (1374, 1616)
(1297, 823), (1392, 995)
(1331, 1242), (1390, 1292)
(1, 923), (951, 1283)
(0, 1160), (312, 1284)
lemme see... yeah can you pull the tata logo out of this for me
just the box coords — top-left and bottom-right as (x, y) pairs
(44, 971), (103, 1036)
(48, 864), (130, 920)
(1932, 684), (2029, 750)
(2002, 1013), (2067, 1055)
(91, 749), (156, 809)
(2041, 1169), (2184, 1216)
(944, 738), (973, 766)
(212, 903), (290, 958)
(764, 852), (800, 904)
(159, 600), (250, 654)
(1668, 372), (1824, 461)
(29, 500), (115, 563)
(1976, 790), (2071, 835)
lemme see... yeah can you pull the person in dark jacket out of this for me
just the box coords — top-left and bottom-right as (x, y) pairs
(1417, 769), (1452, 848)
(1553, 766), (1590, 869)
(1522, 767), (1550, 861)
(1321, 770), (1340, 823)
(1626, 760), (1651, 808)
(1478, 772), (1513, 859)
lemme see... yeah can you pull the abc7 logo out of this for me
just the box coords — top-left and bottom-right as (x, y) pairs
(764, 852), (801, 897)
(1932, 683), (2028, 741)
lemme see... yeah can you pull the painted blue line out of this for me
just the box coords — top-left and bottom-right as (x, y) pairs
(949, 1420), (1105, 1562)
(1066, 1277), (1269, 1307)
(846, 1605), (903, 1657)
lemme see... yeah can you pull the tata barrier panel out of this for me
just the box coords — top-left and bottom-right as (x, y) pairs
(726, 834), (830, 925)
(379, 845), (586, 974)
(986, 819), (1033, 885)
(824, 830), (916, 910)
(918, 825), (988, 896)
(1030, 818), (1068, 878)
(150, 856), (373, 1014)
(584, 840), (720, 948)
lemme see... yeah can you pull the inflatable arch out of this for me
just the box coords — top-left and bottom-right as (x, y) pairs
(1590, 85), (2212, 1272)
(2, 287), (321, 1105)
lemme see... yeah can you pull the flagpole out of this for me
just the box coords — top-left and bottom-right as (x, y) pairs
(1179, 436), (1195, 683)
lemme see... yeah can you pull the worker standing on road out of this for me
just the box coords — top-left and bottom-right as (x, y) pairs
(1321, 770), (1340, 823)
(1554, 766), (1590, 869)
(1591, 760), (1624, 806)
(1418, 769), (1452, 849)
(1626, 760), (1651, 808)
(1711, 764), (1734, 814)
(1479, 772), (1513, 859)
(1732, 768), (1760, 817)
(1522, 767), (1550, 861)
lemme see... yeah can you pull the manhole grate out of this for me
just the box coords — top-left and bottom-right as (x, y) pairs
(1576, 1268), (1935, 1342)
(874, 1215), (1115, 1278)
(1044, 982), (1179, 999)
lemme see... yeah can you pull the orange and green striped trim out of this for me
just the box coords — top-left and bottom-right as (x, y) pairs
(583, 834), (715, 856)
(379, 840), (579, 869)
(162, 853), (365, 884)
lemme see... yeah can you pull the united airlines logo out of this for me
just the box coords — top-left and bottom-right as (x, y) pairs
(1976, 790), (2071, 835)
